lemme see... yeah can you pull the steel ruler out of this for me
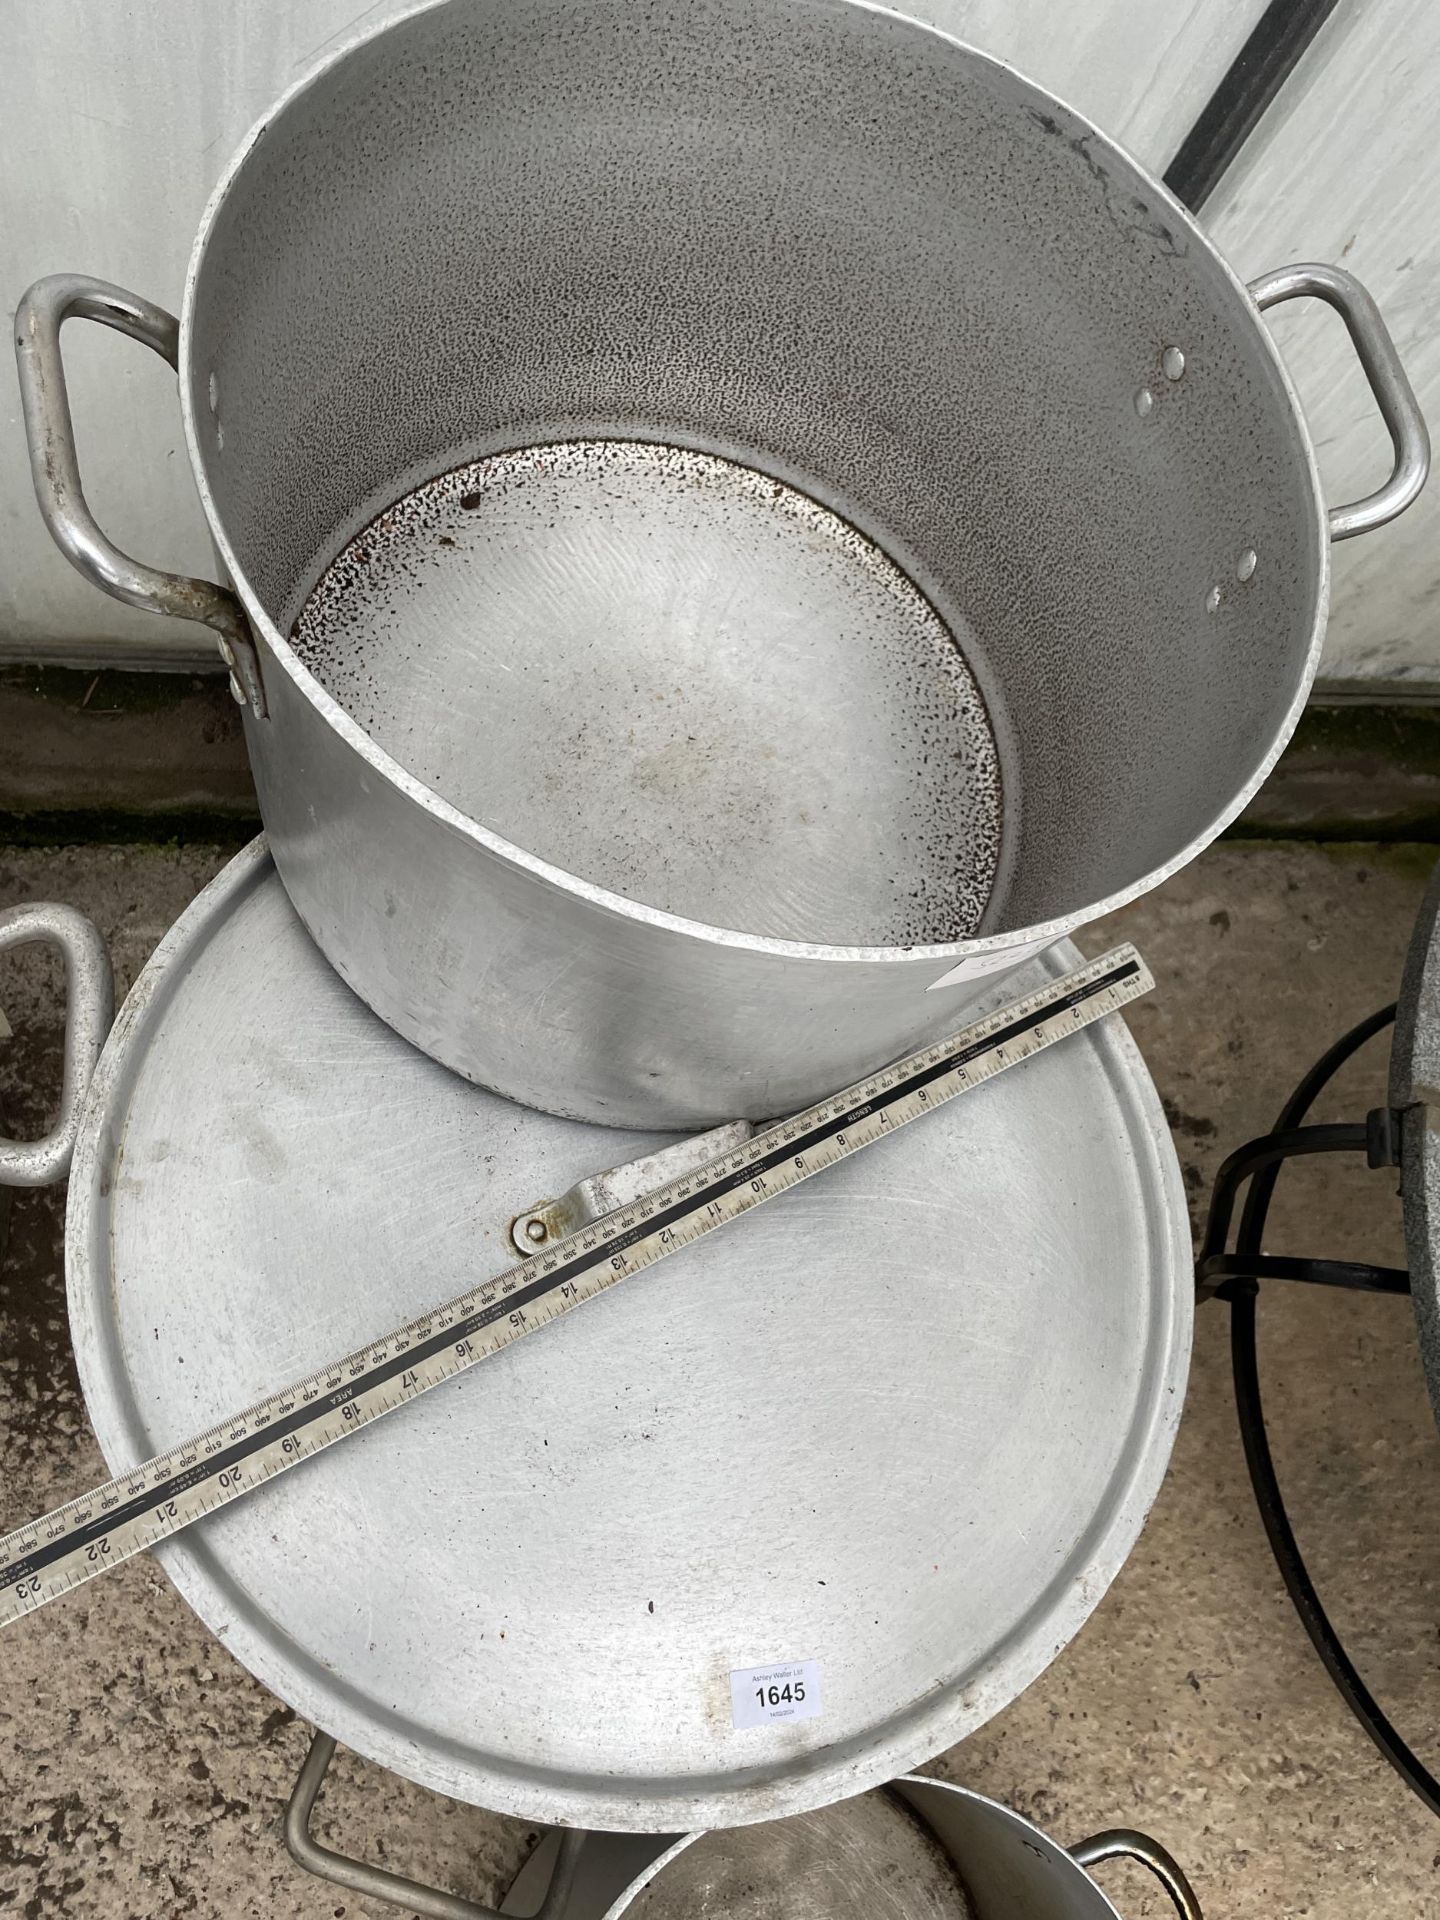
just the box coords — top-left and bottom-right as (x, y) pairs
(0, 943), (1152, 1630)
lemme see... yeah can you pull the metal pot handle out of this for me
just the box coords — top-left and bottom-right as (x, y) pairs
(284, 1728), (586, 1918)
(13, 272), (266, 715)
(0, 904), (113, 1188)
(1069, 1827), (1203, 1920)
(1249, 261), (1429, 542)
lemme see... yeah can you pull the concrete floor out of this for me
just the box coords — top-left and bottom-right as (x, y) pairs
(1, 839), (1438, 1918)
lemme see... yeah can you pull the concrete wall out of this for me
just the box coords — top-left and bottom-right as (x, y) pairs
(3, 0), (1308, 675)
(0, 1), (429, 667)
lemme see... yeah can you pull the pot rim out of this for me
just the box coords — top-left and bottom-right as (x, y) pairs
(179, 0), (1330, 970)
(600, 1774), (1136, 1918)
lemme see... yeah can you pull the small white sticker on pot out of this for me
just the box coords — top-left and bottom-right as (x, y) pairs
(730, 1658), (822, 1729)
(927, 935), (1054, 992)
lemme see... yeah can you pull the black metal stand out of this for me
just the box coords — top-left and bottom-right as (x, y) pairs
(1196, 1002), (1440, 1818)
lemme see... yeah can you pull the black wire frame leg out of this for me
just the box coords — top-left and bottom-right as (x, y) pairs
(1197, 1002), (1440, 1818)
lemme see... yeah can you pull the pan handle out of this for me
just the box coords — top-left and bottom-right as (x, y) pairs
(14, 273), (266, 715)
(1069, 1827), (1203, 1919)
(0, 904), (113, 1188)
(1249, 261), (1429, 542)
(284, 1728), (586, 1918)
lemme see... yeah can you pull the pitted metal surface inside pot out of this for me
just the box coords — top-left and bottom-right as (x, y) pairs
(291, 441), (1004, 945)
(622, 1794), (977, 1919)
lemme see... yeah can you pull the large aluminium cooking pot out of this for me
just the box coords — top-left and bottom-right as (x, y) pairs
(15, 0), (1428, 1128)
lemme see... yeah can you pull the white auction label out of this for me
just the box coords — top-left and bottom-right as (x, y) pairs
(730, 1658), (822, 1729)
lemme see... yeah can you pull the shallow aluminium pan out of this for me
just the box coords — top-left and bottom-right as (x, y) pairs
(59, 841), (1189, 1829)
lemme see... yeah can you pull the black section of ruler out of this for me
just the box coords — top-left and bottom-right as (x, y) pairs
(2, 956), (1137, 1592)
(1163, 0), (1341, 213)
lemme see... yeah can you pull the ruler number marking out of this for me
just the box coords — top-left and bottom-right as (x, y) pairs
(0, 947), (1151, 1626)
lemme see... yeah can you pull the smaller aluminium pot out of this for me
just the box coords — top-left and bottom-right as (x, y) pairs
(576, 1778), (1204, 1920)
(284, 1754), (1205, 1920)
(16, 0), (1428, 1126)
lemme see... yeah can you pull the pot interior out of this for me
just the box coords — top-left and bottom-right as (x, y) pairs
(619, 1793), (977, 1919)
(189, 0), (1321, 946)
(290, 440), (1004, 943)
(605, 1781), (1131, 1919)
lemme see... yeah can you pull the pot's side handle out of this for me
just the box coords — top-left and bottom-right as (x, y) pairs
(1249, 261), (1429, 542)
(1069, 1827), (1203, 1920)
(284, 1728), (587, 1918)
(0, 904), (114, 1189)
(13, 273), (266, 716)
